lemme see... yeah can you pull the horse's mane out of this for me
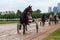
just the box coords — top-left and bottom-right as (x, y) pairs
(20, 6), (32, 25)
(23, 6), (31, 14)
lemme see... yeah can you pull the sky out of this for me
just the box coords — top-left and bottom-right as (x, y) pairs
(0, 0), (60, 13)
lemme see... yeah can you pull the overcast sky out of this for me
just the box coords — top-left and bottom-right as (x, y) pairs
(0, 0), (60, 13)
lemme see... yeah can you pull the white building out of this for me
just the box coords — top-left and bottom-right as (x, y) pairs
(58, 3), (60, 12)
(48, 7), (52, 12)
(0, 11), (15, 15)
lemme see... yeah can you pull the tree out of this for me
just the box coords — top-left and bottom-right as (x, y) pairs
(36, 9), (41, 13)
(32, 9), (41, 18)
(49, 12), (54, 15)
(0, 14), (3, 18)
(16, 10), (21, 18)
(57, 12), (60, 18)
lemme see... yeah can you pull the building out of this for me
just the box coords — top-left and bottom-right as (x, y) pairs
(58, 3), (60, 12)
(0, 11), (15, 15)
(48, 7), (52, 12)
(53, 7), (58, 13)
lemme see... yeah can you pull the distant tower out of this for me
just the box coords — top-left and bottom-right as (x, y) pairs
(48, 7), (52, 12)
(58, 3), (60, 12)
(53, 7), (58, 13)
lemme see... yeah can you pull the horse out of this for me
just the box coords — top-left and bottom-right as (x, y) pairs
(53, 15), (59, 24)
(17, 6), (33, 34)
(40, 14), (46, 26)
(49, 14), (59, 25)
(49, 15), (54, 25)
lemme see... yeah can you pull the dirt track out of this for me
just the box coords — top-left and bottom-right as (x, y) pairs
(25, 23), (60, 40)
(0, 22), (60, 40)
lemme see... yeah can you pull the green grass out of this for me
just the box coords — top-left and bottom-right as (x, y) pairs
(0, 20), (18, 24)
(44, 28), (60, 40)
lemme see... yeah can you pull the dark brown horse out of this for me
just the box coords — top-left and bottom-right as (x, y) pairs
(40, 14), (46, 26)
(17, 6), (33, 34)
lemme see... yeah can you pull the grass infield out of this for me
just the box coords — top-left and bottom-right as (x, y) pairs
(0, 20), (18, 24)
(44, 28), (60, 40)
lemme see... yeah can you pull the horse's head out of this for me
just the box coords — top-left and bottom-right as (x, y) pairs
(23, 5), (32, 15)
(21, 6), (33, 24)
(27, 6), (32, 13)
(27, 6), (33, 22)
(22, 6), (33, 22)
(22, 5), (32, 16)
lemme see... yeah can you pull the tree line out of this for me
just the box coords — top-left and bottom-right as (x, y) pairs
(0, 9), (60, 19)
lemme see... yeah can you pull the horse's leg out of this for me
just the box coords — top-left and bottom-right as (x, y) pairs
(57, 20), (58, 24)
(41, 22), (43, 26)
(52, 21), (53, 25)
(35, 21), (38, 33)
(56, 19), (58, 24)
(19, 24), (22, 30)
(43, 21), (45, 26)
(36, 22), (38, 33)
(17, 24), (20, 34)
(25, 25), (28, 31)
(42, 22), (44, 26)
(55, 20), (57, 24)
(51, 21), (53, 25)
(23, 23), (26, 35)
(49, 20), (50, 25)
(40, 21), (41, 26)
(44, 21), (45, 26)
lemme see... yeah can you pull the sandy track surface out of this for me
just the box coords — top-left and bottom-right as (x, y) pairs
(25, 23), (60, 40)
(0, 22), (60, 40)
